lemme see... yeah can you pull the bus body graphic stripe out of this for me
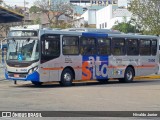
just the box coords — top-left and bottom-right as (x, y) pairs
(41, 65), (156, 71)
(41, 67), (83, 71)
(41, 67), (63, 70)
(135, 65), (156, 68)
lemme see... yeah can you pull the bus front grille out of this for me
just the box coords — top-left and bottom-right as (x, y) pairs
(8, 72), (28, 78)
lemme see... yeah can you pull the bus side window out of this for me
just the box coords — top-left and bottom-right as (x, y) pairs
(41, 34), (60, 63)
(97, 38), (111, 55)
(151, 40), (157, 55)
(139, 39), (151, 55)
(62, 36), (79, 55)
(80, 37), (96, 55)
(111, 38), (125, 55)
(126, 39), (139, 55)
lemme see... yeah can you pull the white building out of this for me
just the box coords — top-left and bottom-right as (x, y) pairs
(73, 0), (132, 28)
(96, 5), (132, 29)
(81, 9), (97, 25)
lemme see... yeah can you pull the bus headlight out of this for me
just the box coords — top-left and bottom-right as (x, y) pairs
(28, 66), (38, 74)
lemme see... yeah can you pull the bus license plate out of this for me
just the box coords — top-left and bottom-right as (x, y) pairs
(14, 74), (19, 78)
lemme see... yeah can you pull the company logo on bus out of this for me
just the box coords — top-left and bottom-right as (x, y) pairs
(82, 56), (108, 80)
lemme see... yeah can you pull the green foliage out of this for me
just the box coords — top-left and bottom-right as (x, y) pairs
(128, 0), (160, 35)
(51, 21), (73, 29)
(112, 18), (139, 33)
(32, 17), (41, 24)
(29, 6), (41, 13)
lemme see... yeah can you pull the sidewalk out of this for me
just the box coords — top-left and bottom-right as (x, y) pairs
(0, 65), (5, 80)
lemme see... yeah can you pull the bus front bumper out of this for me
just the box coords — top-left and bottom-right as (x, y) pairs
(5, 71), (40, 82)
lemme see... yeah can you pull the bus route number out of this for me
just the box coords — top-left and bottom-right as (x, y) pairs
(148, 59), (155, 62)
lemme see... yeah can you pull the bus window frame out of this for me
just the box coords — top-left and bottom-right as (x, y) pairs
(111, 37), (126, 56)
(151, 39), (157, 56)
(40, 34), (60, 63)
(80, 36), (97, 55)
(126, 38), (139, 56)
(62, 36), (80, 55)
(139, 39), (151, 56)
(97, 37), (111, 55)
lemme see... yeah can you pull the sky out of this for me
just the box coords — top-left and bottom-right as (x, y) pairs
(3, 0), (36, 7)
(3, 0), (129, 8)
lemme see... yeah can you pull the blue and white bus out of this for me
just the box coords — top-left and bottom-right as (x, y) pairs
(4, 28), (159, 86)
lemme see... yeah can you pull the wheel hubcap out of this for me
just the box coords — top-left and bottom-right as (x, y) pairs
(64, 73), (71, 82)
(126, 71), (132, 80)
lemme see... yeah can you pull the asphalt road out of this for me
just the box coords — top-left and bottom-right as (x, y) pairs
(1, 79), (160, 111)
(0, 78), (160, 120)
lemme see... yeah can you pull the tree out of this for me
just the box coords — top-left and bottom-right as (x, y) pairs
(112, 17), (139, 33)
(128, 0), (160, 35)
(29, 6), (41, 13)
(34, 0), (73, 28)
(32, 17), (41, 24)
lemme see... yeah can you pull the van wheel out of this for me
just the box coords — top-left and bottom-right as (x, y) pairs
(60, 69), (73, 86)
(31, 81), (43, 86)
(119, 67), (134, 83)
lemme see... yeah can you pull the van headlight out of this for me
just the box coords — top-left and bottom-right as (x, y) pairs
(28, 66), (38, 74)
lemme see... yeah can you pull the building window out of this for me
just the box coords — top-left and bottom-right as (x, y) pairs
(105, 22), (107, 28)
(102, 23), (104, 28)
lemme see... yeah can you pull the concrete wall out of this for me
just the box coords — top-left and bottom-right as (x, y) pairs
(96, 5), (113, 29)
(81, 9), (97, 25)
(96, 5), (132, 29)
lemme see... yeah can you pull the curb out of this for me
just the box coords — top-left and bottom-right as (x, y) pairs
(135, 75), (160, 79)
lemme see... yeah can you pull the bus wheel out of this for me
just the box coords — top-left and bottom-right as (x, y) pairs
(119, 67), (134, 83)
(60, 69), (73, 86)
(31, 81), (43, 86)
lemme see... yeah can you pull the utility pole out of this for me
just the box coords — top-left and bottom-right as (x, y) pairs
(23, 0), (26, 25)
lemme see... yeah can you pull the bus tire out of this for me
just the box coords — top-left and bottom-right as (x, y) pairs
(119, 67), (134, 83)
(31, 81), (43, 86)
(60, 68), (73, 86)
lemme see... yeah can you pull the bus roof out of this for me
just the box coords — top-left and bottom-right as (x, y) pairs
(82, 32), (108, 37)
(40, 29), (158, 39)
(63, 28), (121, 34)
(108, 33), (158, 39)
(8, 28), (158, 40)
(40, 29), (109, 37)
(40, 29), (83, 36)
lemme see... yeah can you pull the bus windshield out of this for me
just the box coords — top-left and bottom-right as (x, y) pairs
(7, 38), (39, 62)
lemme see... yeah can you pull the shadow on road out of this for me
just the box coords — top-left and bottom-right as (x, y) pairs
(10, 79), (160, 89)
